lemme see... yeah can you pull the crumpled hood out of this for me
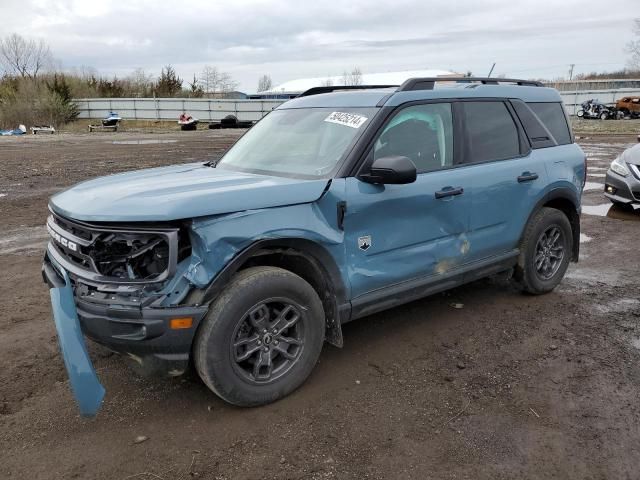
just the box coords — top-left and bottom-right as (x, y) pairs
(50, 163), (330, 222)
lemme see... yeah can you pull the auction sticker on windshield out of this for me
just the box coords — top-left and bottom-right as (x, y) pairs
(324, 112), (368, 129)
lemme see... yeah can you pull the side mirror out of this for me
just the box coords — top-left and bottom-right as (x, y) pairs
(361, 155), (417, 185)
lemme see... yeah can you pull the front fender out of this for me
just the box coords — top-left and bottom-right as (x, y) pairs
(184, 202), (347, 294)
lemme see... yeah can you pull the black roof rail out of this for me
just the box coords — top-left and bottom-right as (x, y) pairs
(398, 77), (544, 92)
(297, 85), (398, 97)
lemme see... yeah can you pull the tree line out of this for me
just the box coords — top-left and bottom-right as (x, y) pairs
(0, 33), (267, 128)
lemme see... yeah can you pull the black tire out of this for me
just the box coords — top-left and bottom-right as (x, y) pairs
(512, 208), (573, 295)
(609, 200), (635, 211)
(194, 266), (325, 406)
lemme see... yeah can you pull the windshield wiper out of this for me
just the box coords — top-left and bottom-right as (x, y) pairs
(203, 159), (220, 168)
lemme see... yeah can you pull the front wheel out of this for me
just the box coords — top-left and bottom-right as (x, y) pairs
(576, 109), (584, 118)
(512, 208), (573, 295)
(194, 266), (325, 406)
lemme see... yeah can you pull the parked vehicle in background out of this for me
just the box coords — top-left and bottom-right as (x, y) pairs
(576, 99), (617, 120)
(102, 111), (122, 127)
(31, 125), (56, 134)
(605, 143), (640, 206)
(178, 112), (198, 131)
(43, 77), (586, 416)
(615, 97), (640, 119)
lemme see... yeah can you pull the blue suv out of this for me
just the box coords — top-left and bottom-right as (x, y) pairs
(43, 77), (586, 415)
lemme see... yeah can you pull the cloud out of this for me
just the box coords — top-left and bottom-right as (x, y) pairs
(1, 0), (637, 91)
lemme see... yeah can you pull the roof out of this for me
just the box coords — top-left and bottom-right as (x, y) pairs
(263, 69), (457, 94)
(279, 82), (563, 110)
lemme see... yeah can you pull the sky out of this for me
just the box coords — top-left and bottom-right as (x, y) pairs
(0, 0), (637, 92)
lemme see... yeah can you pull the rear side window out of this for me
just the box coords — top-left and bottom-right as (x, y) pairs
(527, 102), (571, 145)
(463, 101), (520, 163)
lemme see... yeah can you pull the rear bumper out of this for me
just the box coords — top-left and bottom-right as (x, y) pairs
(43, 245), (208, 375)
(604, 170), (640, 204)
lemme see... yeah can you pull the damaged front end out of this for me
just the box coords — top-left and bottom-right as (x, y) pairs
(43, 210), (208, 416)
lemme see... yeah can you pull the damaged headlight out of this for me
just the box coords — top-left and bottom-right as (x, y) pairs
(48, 213), (190, 284)
(90, 232), (171, 280)
(610, 157), (630, 177)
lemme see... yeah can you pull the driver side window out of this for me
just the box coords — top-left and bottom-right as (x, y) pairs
(373, 103), (454, 173)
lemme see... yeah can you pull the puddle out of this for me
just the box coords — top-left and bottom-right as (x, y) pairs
(631, 338), (640, 350)
(0, 226), (48, 255)
(583, 182), (604, 191)
(595, 298), (640, 315)
(0, 193), (6, 198)
(582, 203), (640, 220)
(112, 139), (177, 145)
(579, 233), (592, 243)
(565, 267), (624, 287)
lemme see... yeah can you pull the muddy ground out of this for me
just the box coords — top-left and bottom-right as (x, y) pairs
(1, 129), (639, 479)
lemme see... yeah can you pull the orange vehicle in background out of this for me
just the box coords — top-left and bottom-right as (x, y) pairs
(616, 97), (640, 118)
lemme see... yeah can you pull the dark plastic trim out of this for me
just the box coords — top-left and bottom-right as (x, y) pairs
(349, 250), (519, 320)
(198, 238), (350, 347)
(522, 187), (581, 262)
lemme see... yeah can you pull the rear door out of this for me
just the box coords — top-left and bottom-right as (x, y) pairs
(461, 100), (548, 263)
(344, 102), (473, 300)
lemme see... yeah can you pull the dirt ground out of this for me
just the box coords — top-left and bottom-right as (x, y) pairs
(1, 128), (640, 480)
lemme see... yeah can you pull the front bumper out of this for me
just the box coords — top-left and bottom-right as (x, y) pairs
(604, 169), (640, 204)
(49, 267), (105, 417)
(44, 245), (208, 415)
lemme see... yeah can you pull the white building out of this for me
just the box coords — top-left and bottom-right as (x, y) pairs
(262, 69), (459, 95)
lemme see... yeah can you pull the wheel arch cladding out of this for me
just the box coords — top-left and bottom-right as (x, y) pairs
(185, 203), (349, 347)
(525, 189), (581, 262)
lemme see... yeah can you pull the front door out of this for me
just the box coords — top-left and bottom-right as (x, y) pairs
(344, 102), (472, 300)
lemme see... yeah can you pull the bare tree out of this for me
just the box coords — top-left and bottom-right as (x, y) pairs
(199, 65), (219, 94)
(342, 67), (363, 86)
(218, 72), (239, 94)
(320, 77), (334, 87)
(127, 68), (154, 97)
(627, 18), (640, 69)
(350, 67), (363, 86)
(0, 33), (52, 78)
(257, 74), (273, 92)
(199, 65), (238, 96)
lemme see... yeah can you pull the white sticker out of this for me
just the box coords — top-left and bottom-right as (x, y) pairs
(324, 111), (368, 129)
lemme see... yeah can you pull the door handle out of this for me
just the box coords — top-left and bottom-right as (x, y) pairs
(435, 186), (464, 199)
(517, 172), (539, 182)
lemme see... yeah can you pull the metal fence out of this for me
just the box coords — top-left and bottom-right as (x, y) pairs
(558, 88), (640, 116)
(74, 98), (284, 122)
(75, 88), (640, 121)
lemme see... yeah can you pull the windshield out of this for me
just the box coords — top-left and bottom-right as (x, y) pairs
(216, 107), (378, 178)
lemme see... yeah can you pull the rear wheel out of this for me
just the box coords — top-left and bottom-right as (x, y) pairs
(194, 266), (325, 406)
(513, 208), (573, 294)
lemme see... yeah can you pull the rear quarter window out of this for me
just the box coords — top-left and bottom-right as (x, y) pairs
(527, 102), (572, 145)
